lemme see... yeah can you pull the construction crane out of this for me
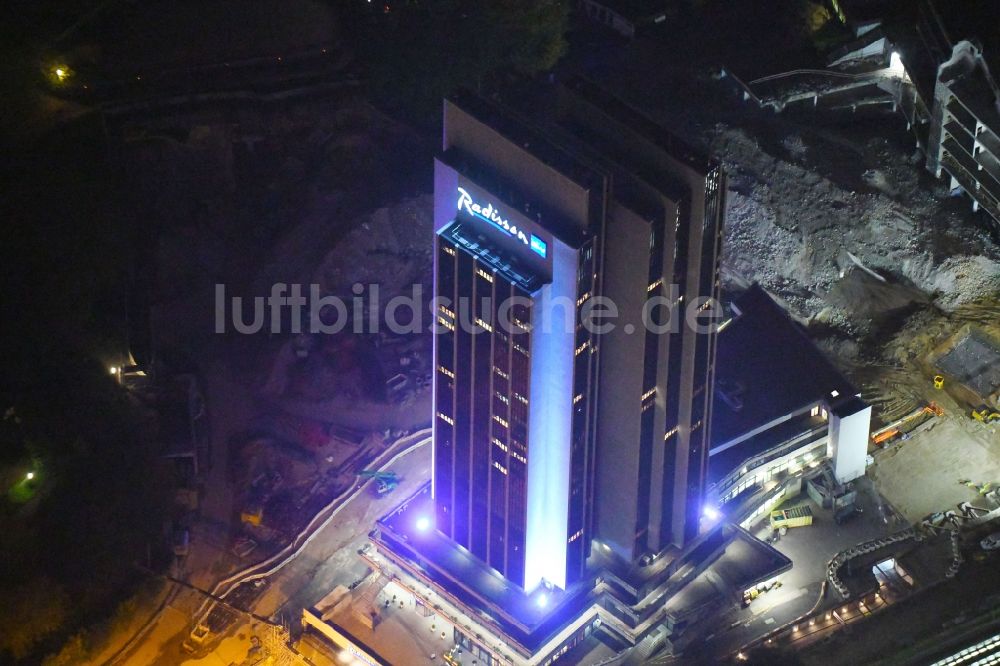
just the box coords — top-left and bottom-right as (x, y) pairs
(871, 402), (944, 446)
(358, 470), (399, 495)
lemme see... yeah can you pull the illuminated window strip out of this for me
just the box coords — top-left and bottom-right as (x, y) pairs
(493, 414), (509, 428)
(493, 460), (508, 475)
(476, 268), (494, 283)
(437, 412), (454, 426)
(437, 316), (455, 332)
(929, 632), (1000, 666)
(475, 317), (493, 332)
(438, 365), (455, 379)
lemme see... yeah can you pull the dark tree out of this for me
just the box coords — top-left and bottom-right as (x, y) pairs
(347, 0), (569, 120)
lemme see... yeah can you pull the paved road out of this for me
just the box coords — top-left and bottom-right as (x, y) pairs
(252, 439), (433, 619)
(160, 439), (432, 666)
(108, 435), (430, 666)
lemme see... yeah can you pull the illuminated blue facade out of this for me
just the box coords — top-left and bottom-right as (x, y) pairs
(432, 155), (590, 592)
(523, 241), (576, 591)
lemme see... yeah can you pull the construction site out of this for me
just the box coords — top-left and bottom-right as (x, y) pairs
(227, 4), (1000, 662)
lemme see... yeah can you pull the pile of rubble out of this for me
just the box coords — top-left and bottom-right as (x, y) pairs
(312, 195), (433, 300)
(714, 124), (1000, 340)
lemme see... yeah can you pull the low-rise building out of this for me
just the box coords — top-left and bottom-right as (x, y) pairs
(576, 0), (668, 38)
(706, 285), (872, 523)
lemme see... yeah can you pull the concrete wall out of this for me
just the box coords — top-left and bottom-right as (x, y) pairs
(829, 404), (872, 483)
(593, 201), (652, 561)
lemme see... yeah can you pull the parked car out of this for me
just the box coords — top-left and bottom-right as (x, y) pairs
(981, 532), (1000, 551)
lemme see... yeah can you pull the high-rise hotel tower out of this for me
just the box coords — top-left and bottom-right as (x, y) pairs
(431, 78), (725, 593)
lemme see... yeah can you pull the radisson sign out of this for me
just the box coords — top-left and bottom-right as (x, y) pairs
(457, 187), (547, 258)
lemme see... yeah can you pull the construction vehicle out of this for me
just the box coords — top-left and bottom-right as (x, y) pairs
(359, 470), (399, 495)
(960, 479), (993, 495)
(742, 580), (782, 606)
(870, 402), (944, 446)
(241, 503), (263, 526)
(934, 375), (945, 389)
(972, 404), (1000, 423)
(770, 505), (813, 534)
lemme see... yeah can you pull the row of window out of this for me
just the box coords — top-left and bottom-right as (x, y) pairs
(437, 315), (455, 332)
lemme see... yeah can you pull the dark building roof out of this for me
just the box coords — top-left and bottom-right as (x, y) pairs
(446, 91), (607, 195)
(583, 0), (669, 19)
(836, 0), (908, 24)
(711, 284), (861, 449)
(560, 76), (716, 175)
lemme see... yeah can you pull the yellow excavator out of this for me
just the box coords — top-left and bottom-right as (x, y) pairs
(972, 404), (1000, 423)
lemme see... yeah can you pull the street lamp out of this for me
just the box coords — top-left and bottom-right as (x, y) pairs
(50, 64), (72, 84)
(26, 472), (35, 481)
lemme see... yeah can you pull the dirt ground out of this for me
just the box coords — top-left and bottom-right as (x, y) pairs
(848, 297), (1000, 524)
(869, 415), (1000, 522)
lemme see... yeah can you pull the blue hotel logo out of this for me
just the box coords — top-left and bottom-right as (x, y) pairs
(457, 187), (547, 258)
(530, 234), (547, 258)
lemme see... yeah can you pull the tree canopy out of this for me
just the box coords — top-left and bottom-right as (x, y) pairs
(348, 0), (570, 119)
